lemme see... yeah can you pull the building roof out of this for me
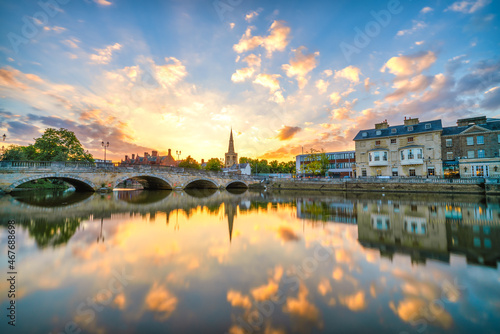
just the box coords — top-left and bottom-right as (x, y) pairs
(229, 163), (250, 170)
(353, 119), (442, 141)
(442, 120), (500, 136)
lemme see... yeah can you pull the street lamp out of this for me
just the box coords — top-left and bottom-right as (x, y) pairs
(176, 150), (181, 160)
(102, 141), (109, 163)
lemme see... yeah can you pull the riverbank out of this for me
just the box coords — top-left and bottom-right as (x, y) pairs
(268, 178), (500, 195)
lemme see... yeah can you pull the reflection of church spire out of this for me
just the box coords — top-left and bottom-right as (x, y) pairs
(225, 202), (237, 243)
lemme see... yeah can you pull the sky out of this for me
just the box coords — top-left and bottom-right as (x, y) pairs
(0, 0), (499, 162)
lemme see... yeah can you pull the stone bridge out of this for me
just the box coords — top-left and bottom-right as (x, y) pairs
(0, 161), (260, 193)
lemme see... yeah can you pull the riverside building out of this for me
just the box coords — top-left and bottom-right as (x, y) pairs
(353, 117), (443, 178)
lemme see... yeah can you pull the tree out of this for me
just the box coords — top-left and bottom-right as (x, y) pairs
(178, 155), (201, 169)
(205, 158), (223, 171)
(269, 160), (279, 173)
(1, 128), (94, 162)
(300, 149), (329, 176)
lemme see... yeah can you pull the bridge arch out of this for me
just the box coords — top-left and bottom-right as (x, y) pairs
(114, 174), (173, 190)
(224, 180), (249, 189)
(8, 174), (96, 192)
(184, 177), (219, 189)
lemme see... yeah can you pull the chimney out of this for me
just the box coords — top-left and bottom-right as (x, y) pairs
(168, 148), (172, 156)
(404, 117), (419, 126)
(201, 159), (205, 164)
(152, 151), (158, 157)
(375, 120), (389, 129)
(125, 155), (129, 161)
(144, 152), (149, 157)
(132, 154), (135, 159)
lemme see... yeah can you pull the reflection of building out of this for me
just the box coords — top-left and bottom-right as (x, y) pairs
(441, 116), (500, 178)
(357, 201), (449, 264)
(225, 129), (238, 168)
(223, 163), (251, 175)
(295, 150), (355, 178)
(354, 117), (443, 177)
(447, 222), (500, 267)
(297, 199), (357, 224)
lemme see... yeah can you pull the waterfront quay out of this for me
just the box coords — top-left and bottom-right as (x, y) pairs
(268, 177), (500, 195)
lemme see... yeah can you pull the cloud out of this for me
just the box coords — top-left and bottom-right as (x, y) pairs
(227, 290), (252, 309)
(231, 67), (256, 82)
(276, 225), (300, 240)
(6, 121), (40, 138)
(329, 92), (341, 105)
(62, 38), (80, 49)
(332, 267), (344, 281)
(94, 0), (112, 5)
(144, 283), (178, 320)
(253, 73), (281, 92)
(318, 278), (332, 296)
(420, 7), (433, 14)
(242, 54), (261, 68)
(364, 77), (375, 92)
(481, 86), (500, 110)
(233, 20), (291, 57)
(90, 43), (122, 65)
(385, 74), (432, 102)
(315, 79), (329, 94)
(283, 285), (320, 322)
(251, 280), (279, 301)
(245, 9), (262, 22)
(415, 41), (424, 45)
(339, 291), (367, 311)
(282, 47), (319, 89)
(396, 21), (426, 36)
(445, 0), (491, 13)
(43, 26), (66, 33)
(334, 65), (361, 83)
(381, 51), (437, 77)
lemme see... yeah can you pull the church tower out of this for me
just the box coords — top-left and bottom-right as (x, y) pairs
(225, 128), (238, 168)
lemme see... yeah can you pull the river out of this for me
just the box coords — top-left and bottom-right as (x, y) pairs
(0, 189), (499, 334)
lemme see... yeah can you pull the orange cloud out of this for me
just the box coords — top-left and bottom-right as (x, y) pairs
(231, 67), (256, 83)
(227, 290), (252, 309)
(276, 126), (301, 141)
(283, 284), (320, 322)
(381, 51), (437, 77)
(144, 283), (178, 320)
(233, 21), (290, 57)
(251, 280), (279, 301)
(253, 73), (281, 92)
(242, 54), (261, 68)
(282, 47), (319, 89)
(334, 65), (361, 83)
(339, 291), (367, 311)
(385, 74), (431, 102)
(90, 43), (122, 65)
(318, 278), (332, 296)
(315, 79), (329, 94)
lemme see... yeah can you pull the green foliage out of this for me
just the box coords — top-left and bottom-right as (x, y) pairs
(205, 158), (223, 171)
(18, 178), (68, 189)
(1, 128), (94, 162)
(299, 149), (329, 176)
(178, 155), (201, 169)
(239, 157), (296, 174)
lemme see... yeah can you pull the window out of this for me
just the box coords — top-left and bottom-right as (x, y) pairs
(383, 152), (388, 161)
(376, 169), (382, 176)
(407, 137), (414, 143)
(400, 151), (405, 160)
(446, 152), (453, 160)
(375, 140), (381, 146)
(417, 149), (423, 159)
(376, 130), (382, 135)
(391, 138), (396, 144)
(478, 149), (485, 158)
(477, 136), (484, 145)
(369, 153), (372, 162)
(408, 126), (413, 131)
(392, 168), (398, 177)
(362, 169), (367, 177)
(391, 128), (397, 134)
(498, 134), (500, 143)
(466, 136), (474, 145)
(428, 167), (435, 176)
(446, 139), (452, 147)
(409, 168), (416, 176)
(468, 150), (475, 159)
(408, 149), (414, 159)
(425, 123), (431, 129)
(362, 132), (367, 137)
(374, 152), (380, 161)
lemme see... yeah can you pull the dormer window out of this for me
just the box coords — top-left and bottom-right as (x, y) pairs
(425, 123), (431, 129)
(408, 126), (413, 131)
(362, 132), (367, 137)
(391, 128), (397, 134)
(376, 130), (381, 135)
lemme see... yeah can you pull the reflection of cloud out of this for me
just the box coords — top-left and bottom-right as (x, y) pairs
(389, 298), (453, 329)
(276, 225), (300, 242)
(227, 290), (252, 309)
(318, 278), (332, 296)
(283, 284), (320, 322)
(114, 293), (126, 309)
(251, 280), (279, 301)
(339, 291), (367, 311)
(145, 283), (178, 320)
(332, 267), (344, 281)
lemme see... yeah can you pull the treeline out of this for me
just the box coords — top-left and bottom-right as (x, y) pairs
(239, 158), (295, 174)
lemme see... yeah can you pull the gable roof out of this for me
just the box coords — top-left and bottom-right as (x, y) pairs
(353, 120), (442, 141)
(442, 120), (500, 136)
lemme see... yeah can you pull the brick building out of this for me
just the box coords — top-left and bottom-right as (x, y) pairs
(441, 116), (500, 178)
(121, 149), (178, 166)
(295, 150), (355, 178)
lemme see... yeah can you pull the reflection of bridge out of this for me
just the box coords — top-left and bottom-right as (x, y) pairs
(0, 161), (259, 193)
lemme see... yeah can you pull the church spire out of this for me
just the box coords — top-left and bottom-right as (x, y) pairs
(228, 128), (235, 153)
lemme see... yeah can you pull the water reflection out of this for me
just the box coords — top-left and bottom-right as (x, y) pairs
(0, 189), (499, 334)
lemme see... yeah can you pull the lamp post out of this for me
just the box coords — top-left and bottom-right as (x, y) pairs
(1, 134), (5, 154)
(176, 150), (181, 161)
(102, 141), (109, 163)
(97, 217), (104, 243)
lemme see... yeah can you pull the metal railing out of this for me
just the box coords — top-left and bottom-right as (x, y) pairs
(289, 176), (488, 184)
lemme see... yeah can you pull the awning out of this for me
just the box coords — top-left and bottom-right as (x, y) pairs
(443, 161), (459, 166)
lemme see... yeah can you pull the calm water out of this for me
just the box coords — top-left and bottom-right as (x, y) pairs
(1, 189), (499, 334)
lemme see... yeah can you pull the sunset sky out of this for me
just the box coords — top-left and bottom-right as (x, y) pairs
(0, 0), (499, 162)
